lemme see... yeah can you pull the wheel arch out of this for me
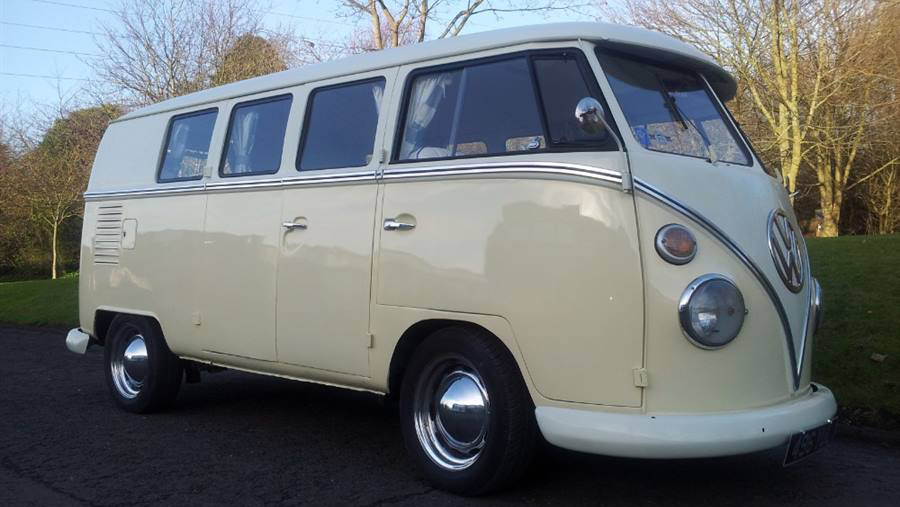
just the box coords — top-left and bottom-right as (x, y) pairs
(93, 308), (164, 346)
(387, 318), (528, 399)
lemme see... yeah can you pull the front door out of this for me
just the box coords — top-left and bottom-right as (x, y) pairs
(275, 75), (390, 376)
(377, 48), (645, 407)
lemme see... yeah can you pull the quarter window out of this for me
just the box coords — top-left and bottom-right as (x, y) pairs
(532, 56), (616, 148)
(298, 78), (386, 171)
(221, 94), (292, 176)
(158, 109), (217, 182)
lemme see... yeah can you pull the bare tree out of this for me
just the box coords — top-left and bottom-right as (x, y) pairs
(610, 0), (899, 235)
(91, 0), (293, 106)
(340, 1), (589, 50)
(611, 0), (835, 200)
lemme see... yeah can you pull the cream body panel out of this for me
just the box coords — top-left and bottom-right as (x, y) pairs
(199, 188), (282, 360)
(376, 157), (644, 407)
(635, 198), (793, 412)
(79, 195), (206, 356)
(277, 181), (377, 375)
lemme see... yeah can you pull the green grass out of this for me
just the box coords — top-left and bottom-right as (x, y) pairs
(808, 234), (900, 429)
(0, 236), (898, 429)
(0, 274), (79, 328)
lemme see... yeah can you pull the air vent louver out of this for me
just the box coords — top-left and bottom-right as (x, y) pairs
(93, 203), (123, 265)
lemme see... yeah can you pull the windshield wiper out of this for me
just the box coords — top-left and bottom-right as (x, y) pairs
(656, 77), (718, 164)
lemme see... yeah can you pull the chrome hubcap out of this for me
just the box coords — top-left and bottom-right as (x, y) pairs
(111, 334), (148, 399)
(413, 357), (489, 471)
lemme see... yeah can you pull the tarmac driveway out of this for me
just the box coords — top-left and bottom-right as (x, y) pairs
(1, 326), (898, 507)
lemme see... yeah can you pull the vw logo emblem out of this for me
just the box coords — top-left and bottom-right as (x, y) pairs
(767, 209), (805, 293)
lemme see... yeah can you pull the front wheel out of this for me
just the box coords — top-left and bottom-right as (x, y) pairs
(399, 326), (537, 495)
(104, 315), (183, 413)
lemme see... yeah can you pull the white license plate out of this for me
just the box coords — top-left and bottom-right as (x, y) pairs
(784, 420), (835, 465)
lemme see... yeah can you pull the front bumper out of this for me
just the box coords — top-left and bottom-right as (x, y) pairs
(536, 383), (837, 459)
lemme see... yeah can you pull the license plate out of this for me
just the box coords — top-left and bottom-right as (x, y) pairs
(784, 420), (835, 465)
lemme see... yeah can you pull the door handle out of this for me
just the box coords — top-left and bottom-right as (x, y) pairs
(384, 218), (415, 231)
(282, 221), (307, 230)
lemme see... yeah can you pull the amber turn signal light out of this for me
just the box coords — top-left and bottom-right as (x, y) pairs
(655, 224), (697, 265)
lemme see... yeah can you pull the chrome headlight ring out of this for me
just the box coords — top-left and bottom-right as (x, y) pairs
(678, 274), (747, 350)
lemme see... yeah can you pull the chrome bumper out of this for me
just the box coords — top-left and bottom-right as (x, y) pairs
(536, 383), (837, 459)
(65, 328), (91, 354)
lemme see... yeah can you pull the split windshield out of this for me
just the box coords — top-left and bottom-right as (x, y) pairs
(596, 51), (751, 166)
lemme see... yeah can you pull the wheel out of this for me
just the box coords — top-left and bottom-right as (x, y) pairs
(399, 326), (537, 495)
(104, 315), (183, 413)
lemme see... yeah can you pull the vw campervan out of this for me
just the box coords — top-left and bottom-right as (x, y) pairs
(67, 23), (836, 494)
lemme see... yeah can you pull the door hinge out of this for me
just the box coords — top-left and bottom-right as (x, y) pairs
(191, 311), (202, 326)
(632, 367), (648, 388)
(366, 333), (374, 349)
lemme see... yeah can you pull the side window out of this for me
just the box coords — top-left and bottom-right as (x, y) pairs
(532, 55), (616, 149)
(221, 94), (292, 176)
(158, 109), (217, 182)
(396, 57), (544, 161)
(298, 78), (386, 171)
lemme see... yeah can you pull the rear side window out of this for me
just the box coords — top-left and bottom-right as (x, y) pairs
(395, 51), (617, 162)
(158, 109), (217, 182)
(221, 94), (292, 176)
(298, 78), (386, 171)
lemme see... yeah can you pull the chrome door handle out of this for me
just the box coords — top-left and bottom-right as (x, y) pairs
(282, 221), (307, 230)
(384, 219), (415, 231)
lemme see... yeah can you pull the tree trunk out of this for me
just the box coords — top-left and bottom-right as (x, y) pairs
(819, 189), (842, 237)
(51, 220), (58, 279)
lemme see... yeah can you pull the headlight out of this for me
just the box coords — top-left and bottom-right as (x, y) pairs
(678, 274), (746, 349)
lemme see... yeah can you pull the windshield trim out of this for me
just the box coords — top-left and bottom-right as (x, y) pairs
(595, 48), (754, 168)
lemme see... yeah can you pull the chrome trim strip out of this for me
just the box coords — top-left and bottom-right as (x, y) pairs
(84, 183), (206, 200)
(634, 177), (807, 388)
(84, 171), (377, 200)
(282, 170), (374, 187)
(383, 161), (622, 185)
(84, 164), (623, 200)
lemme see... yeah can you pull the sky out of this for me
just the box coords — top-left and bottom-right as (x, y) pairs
(0, 0), (606, 118)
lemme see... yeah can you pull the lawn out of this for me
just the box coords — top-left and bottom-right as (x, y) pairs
(0, 235), (898, 429)
(807, 234), (900, 429)
(0, 274), (79, 328)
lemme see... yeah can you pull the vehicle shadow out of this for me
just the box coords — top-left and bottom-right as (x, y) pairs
(169, 369), (841, 507)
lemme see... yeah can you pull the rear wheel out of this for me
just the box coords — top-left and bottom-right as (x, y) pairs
(399, 326), (537, 495)
(104, 315), (182, 413)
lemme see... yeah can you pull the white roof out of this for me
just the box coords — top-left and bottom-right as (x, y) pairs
(119, 22), (736, 121)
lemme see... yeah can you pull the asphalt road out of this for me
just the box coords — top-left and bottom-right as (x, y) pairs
(1, 326), (898, 507)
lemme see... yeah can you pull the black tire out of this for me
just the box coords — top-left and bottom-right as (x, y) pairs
(104, 315), (183, 413)
(399, 326), (537, 495)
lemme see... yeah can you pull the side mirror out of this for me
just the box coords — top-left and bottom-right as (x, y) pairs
(575, 97), (608, 135)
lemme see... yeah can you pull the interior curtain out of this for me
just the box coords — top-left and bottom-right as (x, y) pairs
(399, 73), (454, 159)
(231, 110), (259, 173)
(168, 122), (189, 176)
(372, 82), (384, 116)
